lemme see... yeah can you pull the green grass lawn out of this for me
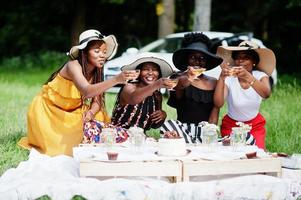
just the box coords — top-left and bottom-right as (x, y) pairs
(1, 66), (301, 176)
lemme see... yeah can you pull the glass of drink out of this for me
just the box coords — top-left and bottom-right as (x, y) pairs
(201, 127), (218, 152)
(167, 73), (179, 91)
(168, 78), (179, 91)
(191, 66), (206, 79)
(101, 128), (116, 150)
(134, 132), (145, 148)
(124, 69), (140, 83)
(128, 126), (145, 154)
(230, 127), (246, 151)
(228, 66), (240, 77)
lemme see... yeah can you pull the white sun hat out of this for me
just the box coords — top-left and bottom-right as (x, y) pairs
(67, 29), (118, 60)
(121, 53), (174, 78)
(217, 40), (276, 76)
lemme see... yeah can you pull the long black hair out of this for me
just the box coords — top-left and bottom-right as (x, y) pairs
(45, 40), (106, 111)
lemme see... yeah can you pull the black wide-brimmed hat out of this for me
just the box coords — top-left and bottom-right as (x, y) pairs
(173, 42), (223, 71)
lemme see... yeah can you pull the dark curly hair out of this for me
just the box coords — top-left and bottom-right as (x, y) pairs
(181, 32), (212, 49)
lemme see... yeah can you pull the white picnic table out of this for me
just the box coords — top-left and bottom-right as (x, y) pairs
(73, 142), (282, 182)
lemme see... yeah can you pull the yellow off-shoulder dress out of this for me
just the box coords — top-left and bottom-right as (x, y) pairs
(18, 74), (110, 156)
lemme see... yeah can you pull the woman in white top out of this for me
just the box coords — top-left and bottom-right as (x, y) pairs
(214, 41), (276, 149)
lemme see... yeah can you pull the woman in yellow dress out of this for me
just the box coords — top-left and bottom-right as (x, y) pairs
(18, 29), (138, 156)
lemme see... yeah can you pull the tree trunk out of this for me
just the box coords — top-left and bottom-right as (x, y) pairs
(193, 0), (211, 31)
(158, 0), (175, 38)
(71, 0), (86, 46)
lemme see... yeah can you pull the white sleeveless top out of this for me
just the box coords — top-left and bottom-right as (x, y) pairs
(225, 70), (268, 121)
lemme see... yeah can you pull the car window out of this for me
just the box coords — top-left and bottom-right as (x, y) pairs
(226, 38), (243, 46)
(148, 38), (182, 53)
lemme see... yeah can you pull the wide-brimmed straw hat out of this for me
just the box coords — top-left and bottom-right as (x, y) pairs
(217, 40), (276, 75)
(121, 53), (174, 78)
(173, 42), (223, 71)
(67, 29), (118, 60)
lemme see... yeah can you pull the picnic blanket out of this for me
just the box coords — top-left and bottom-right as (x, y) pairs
(0, 149), (300, 200)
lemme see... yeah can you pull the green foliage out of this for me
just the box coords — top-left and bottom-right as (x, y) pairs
(34, 195), (88, 200)
(263, 76), (301, 153)
(0, 51), (67, 86)
(0, 82), (35, 174)
(211, 0), (301, 74)
(0, 0), (159, 57)
(0, 1), (72, 56)
(175, 0), (194, 32)
(107, 0), (125, 3)
(0, 51), (66, 71)
(72, 195), (87, 200)
(1, 1), (300, 74)
(36, 195), (51, 200)
(34, 195), (89, 200)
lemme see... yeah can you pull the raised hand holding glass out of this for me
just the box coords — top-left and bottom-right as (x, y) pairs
(124, 69), (140, 83)
(167, 73), (179, 91)
(191, 66), (206, 79)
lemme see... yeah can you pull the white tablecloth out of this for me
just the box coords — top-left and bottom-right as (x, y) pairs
(73, 143), (269, 162)
(1, 148), (300, 200)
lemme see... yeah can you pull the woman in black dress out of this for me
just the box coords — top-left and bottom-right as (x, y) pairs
(160, 32), (223, 143)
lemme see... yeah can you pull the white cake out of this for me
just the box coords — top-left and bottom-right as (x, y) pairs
(158, 138), (187, 156)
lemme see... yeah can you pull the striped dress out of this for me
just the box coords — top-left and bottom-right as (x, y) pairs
(160, 85), (255, 144)
(160, 85), (214, 143)
(111, 88), (162, 131)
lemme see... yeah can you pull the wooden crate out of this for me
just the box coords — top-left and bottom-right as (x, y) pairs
(182, 157), (282, 182)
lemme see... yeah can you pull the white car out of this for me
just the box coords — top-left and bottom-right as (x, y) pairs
(104, 31), (277, 93)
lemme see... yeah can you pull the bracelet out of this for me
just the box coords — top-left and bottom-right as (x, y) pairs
(249, 79), (256, 86)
